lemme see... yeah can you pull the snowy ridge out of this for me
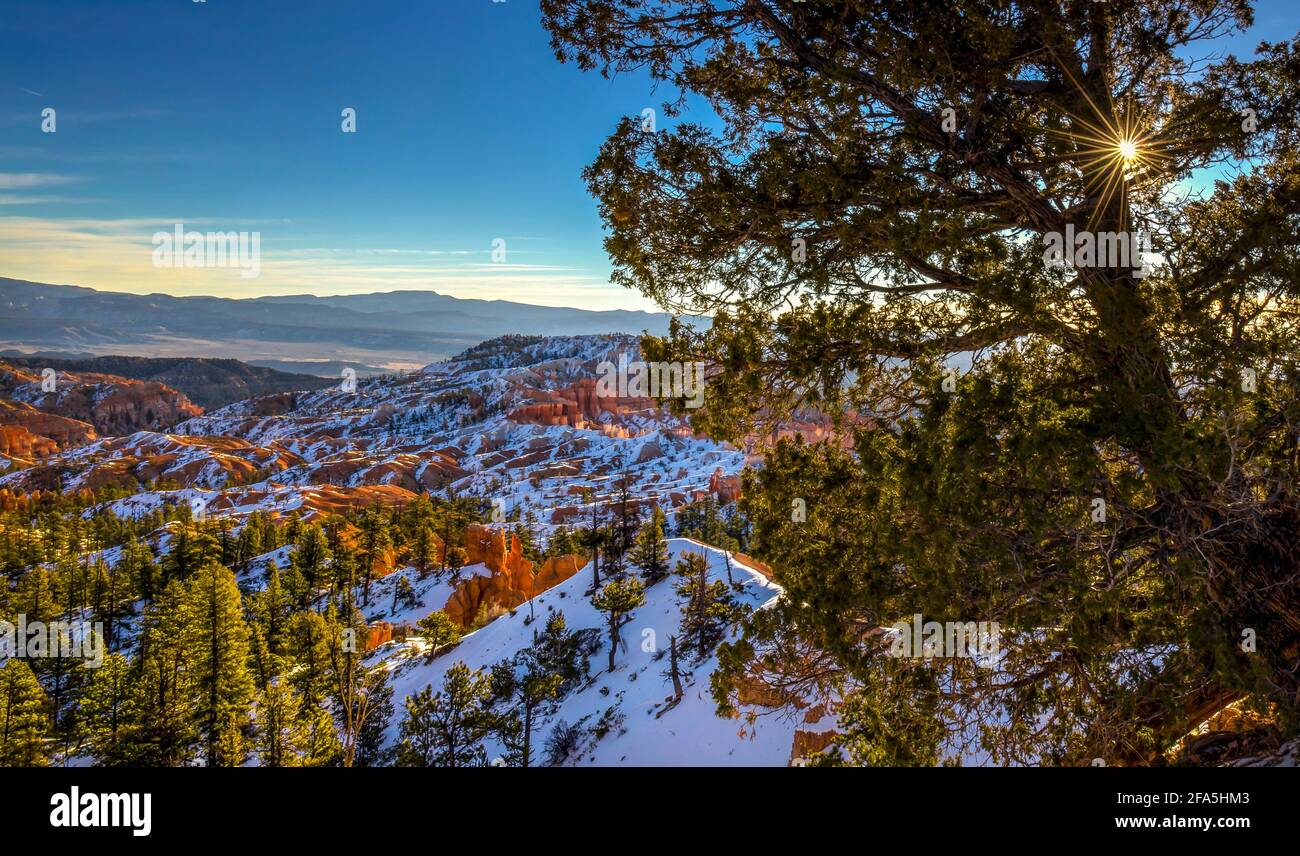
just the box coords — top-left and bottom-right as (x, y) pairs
(374, 539), (798, 766)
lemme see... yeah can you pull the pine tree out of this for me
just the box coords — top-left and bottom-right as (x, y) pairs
(488, 657), (562, 769)
(78, 650), (136, 764)
(531, 611), (594, 695)
(288, 523), (331, 608)
(396, 664), (493, 767)
(185, 561), (255, 767)
(299, 702), (342, 767)
(31, 625), (87, 750)
(162, 521), (219, 584)
(358, 505), (392, 606)
(353, 677), (394, 768)
(254, 679), (311, 768)
(591, 577), (645, 672)
(392, 574), (418, 614)
(443, 545), (467, 582)
(611, 472), (641, 559)
(326, 605), (389, 768)
(629, 509), (670, 584)
(14, 567), (57, 624)
(579, 487), (603, 591)
(673, 552), (743, 658)
(411, 525), (438, 580)
(287, 610), (333, 710)
(416, 610), (462, 659)
(0, 659), (49, 767)
(132, 578), (198, 766)
(667, 635), (684, 702)
(513, 513), (544, 565)
(546, 525), (580, 559)
(252, 567), (291, 658)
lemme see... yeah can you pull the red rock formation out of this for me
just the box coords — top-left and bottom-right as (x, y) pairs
(0, 400), (97, 460)
(0, 431), (305, 491)
(0, 362), (202, 435)
(363, 622), (394, 652)
(507, 378), (657, 428)
(708, 467), (743, 504)
(203, 483), (418, 522)
(446, 525), (584, 626)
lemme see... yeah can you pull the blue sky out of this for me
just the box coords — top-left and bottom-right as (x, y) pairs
(0, 0), (680, 309)
(0, 0), (1294, 310)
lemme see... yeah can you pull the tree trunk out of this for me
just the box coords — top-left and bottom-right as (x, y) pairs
(669, 635), (683, 700)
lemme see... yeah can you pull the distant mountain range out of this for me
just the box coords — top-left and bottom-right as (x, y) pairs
(0, 354), (336, 410)
(0, 277), (691, 370)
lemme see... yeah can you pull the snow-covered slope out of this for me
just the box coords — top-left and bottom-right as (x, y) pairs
(373, 539), (797, 766)
(12, 335), (746, 536)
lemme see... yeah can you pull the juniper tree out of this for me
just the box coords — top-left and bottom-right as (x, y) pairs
(543, 0), (1300, 764)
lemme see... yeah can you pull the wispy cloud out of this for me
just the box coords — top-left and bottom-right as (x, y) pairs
(0, 194), (91, 205)
(0, 173), (77, 189)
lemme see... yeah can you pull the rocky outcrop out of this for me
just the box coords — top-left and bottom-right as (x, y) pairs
(363, 622), (395, 652)
(0, 431), (304, 491)
(0, 362), (202, 436)
(445, 524), (584, 626)
(204, 483), (417, 522)
(0, 400), (97, 461)
(74, 379), (203, 435)
(708, 467), (742, 504)
(507, 378), (657, 428)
